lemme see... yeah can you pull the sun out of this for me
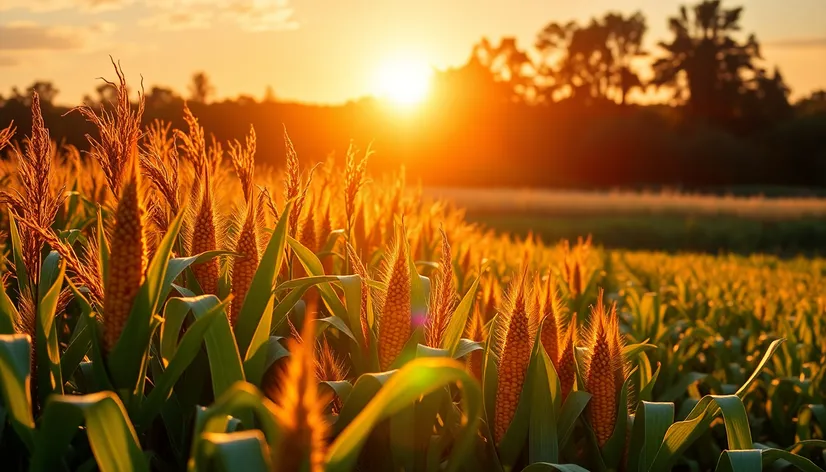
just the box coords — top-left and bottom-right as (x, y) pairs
(375, 57), (433, 106)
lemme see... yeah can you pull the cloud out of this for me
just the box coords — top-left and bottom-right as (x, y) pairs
(0, 56), (21, 67)
(0, 22), (116, 54)
(142, 0), (298, 32)
(0, 23), (85, 50)
(139, 10), (214, 31)
(764, 37), (826, 49)
(2, 0), (298, 32)
(223, 0), (298, 32)
(0, 0), (133, 13)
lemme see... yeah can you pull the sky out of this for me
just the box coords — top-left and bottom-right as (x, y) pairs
(1, 0), (825, 105)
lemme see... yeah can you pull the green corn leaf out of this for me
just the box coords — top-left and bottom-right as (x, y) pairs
(714, 450), (762, 472)
(31, 391), (148, 472)
(243, 295), (275, 386)
(235, 201), (292, 358)
(60, 292), (92, 381)
(36, 256), (65, 403)
(139, 297), (228, 430)
(656, 371), (707, 403)
(66, 279), (112, 391)
(97, 206), (109, 286)
(0, 276), (20, 335)
(8, 212), (30, 296)
(287, 238), (350, 326)
(326, 357), (482, 472)
(162, 250), (235, 300)
(638, 363), (662, 403)
(334, 370), (396, 435)
(0, 334), (35, 451)
(442, 275), (480, 356)
(621, 342), (657, 360)
(188, 382), (280, 472)
(263, 336), (290, 372)
(529, 340), (561, 464)
(482, 314), (501, 432)
(626, 401), (674, 472)
(317, 315), (357, 342)
(650, 339), (783, 471)
(758, 445), (823, 472)
(320, 380), (353, 406)
(195, 431), (271, 472)
(557, 391), (591, 448)
(499, 320), (560, 467)
(520, 464), (590, 472)
(600, 370), (634, 469)
(107, 209), (185, 392)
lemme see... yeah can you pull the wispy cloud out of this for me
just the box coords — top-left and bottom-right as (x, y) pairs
(0, 23), (86, 50)
(764, 37), (826, 49)
(0, 0), (134, 13)
(0, 21), (117, 72)
(0, 56), (21, 67)
(143, 0), (298, 32)
(139, 10), (214, 31)
(3, 0), (299, 32)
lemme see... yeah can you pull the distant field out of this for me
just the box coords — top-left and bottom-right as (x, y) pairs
(424, 187), (826, 220)
(425, 187), (826, 253)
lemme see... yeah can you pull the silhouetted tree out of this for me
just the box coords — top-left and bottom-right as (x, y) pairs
(235, 94), (258, 106)
(263, 86), (277, 103)
(471, 37), (536, 102)
(5, 82), (59, 107)
(604, 12), (647, 105)
(537, 13), (646, 105)
(93, 82), (118, 106)
(189, 72), (215, 103)
(796, 90), (826, 116)
(431, 55), (509, 105)
(537, 20), (610, 104)
(146, 86), (183, 110)
(652, 1), (761, 121)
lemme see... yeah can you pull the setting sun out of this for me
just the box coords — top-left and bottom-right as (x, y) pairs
(375, 57), (433, 106)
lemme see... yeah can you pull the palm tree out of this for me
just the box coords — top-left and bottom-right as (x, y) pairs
(537, 20), (613, 104)
(603, 12), (647, 105)
(536, 12), (647, 105)
(652, 0), (760, 121)
(470, 37), (537, 103)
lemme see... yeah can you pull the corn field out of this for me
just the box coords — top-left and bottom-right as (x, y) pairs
(0, 66), (825, 472)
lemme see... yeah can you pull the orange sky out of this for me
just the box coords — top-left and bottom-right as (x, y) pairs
(1, 0), (824, 105)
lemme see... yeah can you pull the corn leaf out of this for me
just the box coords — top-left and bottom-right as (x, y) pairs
(139, 297), (229, 429)
(326, 357), (482, 472)
(650, 339), (784, 470)
(35, 255), (65, 402)
(108, 209), (185, 392)
(520, 464), (590, 472)
(235, 201), (292, 358)
(60, 291), (92, 381)
(626, 401), (674, 472)
(0, 278), (18, 335)
(442, 275), (480, 356)
(714, 450), (762, 472)
(195, 431), (271, 472)
(31, 391), (148, 472)
(188, 382), (280, 472)
(0, 334), (35, 451)
(8, 212), (30, 296)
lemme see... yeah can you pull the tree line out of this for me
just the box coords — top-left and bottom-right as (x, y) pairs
(1, 0), (825, 190)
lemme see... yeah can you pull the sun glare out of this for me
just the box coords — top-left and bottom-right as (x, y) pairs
(375, 57), (432, 106)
